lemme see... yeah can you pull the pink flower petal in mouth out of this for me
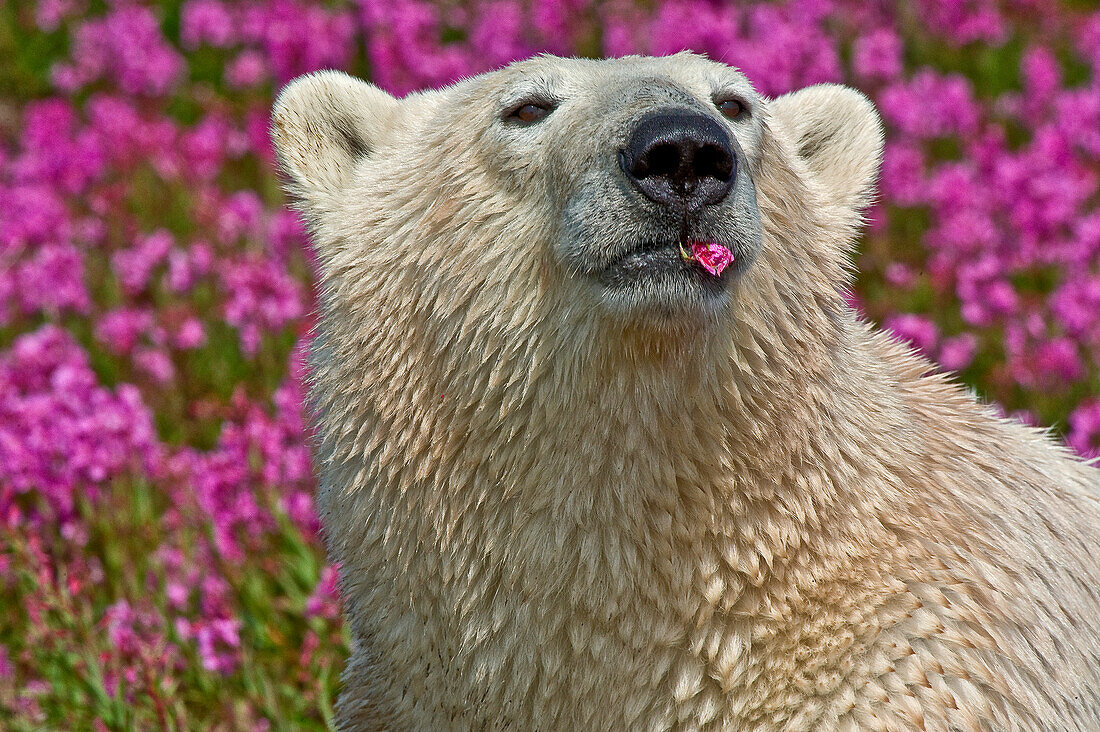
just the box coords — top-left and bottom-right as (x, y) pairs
(684, 241), (734, 276)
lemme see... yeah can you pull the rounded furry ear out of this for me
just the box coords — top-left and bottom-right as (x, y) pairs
(271, 70), (398, 203)
(768, 84), (884, 214)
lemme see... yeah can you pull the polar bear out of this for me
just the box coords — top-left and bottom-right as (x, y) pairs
(272, 54), (1100, 730)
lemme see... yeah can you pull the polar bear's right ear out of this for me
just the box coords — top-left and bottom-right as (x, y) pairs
(271, 71), (399, 202)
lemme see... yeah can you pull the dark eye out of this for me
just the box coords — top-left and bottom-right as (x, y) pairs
(715, 98), (746, 121)
(507, 101), (554, 125)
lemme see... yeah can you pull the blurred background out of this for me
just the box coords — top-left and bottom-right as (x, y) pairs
(1, 0), (1098, 728)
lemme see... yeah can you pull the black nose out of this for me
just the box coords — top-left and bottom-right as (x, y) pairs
(619, 110), (736, 212)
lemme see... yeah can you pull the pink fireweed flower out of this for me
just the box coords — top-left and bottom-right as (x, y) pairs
(226, 50), (269, 88)
(53, 6), (184, 96)
(112, 229), (174, 295)
(938, 334), (978, 372)
(96, 308), (154, 355)
(15, 244), (90, 316)
(305, 564), (341, 620)
(1069, 400), (1100, 458)
(852, 27), (903, 82)
(133, 347), (176, 384)
(181, 617), (241, 675)
(220, 256), (305, 355)
(174, 317), (206, 350)
(681, 241), (734, 276)
(180, 0), (236, 49)
(0, 326), (160, 518)
(884, 313), (940, 356)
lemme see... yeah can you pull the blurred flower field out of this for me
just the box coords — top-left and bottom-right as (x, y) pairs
(1, 0), (1098, 728)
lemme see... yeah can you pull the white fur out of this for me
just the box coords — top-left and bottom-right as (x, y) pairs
(273, 55), (1100, 730)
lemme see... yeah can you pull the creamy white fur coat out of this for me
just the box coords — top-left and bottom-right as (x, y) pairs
(272, 54), (1100, 731)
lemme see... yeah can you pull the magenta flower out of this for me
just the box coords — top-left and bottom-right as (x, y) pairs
(181, 0), (236, 49)
(53, 6), (184, 96)
(220, 256), (305, 355)
(0, 326), (160, 519)
(1069, 401), (1100, 458)
(305, 565), (342, 620)
(686, 241), (734, 276)
(938, 334), (978, 372)
(852, 28), (903, 82)
(884, 313), (940, 356)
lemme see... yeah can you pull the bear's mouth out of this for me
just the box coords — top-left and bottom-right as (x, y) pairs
(596, 240), (735, 295)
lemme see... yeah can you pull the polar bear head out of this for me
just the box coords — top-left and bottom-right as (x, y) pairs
(272, 54), (882, 333)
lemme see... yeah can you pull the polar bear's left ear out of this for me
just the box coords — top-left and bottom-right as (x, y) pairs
(768, 84), (884, 213)
(271, 70), (399, 203)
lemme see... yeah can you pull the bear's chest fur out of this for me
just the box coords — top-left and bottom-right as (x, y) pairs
(319, 337), (955, 730)
(316, 314), (1100, 730)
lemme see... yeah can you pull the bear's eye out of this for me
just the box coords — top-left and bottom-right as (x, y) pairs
(506, 101), (555, 125)
(715, 98), (746, 121)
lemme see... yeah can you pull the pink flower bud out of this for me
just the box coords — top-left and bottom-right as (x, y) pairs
(689, 242), (734, 276)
